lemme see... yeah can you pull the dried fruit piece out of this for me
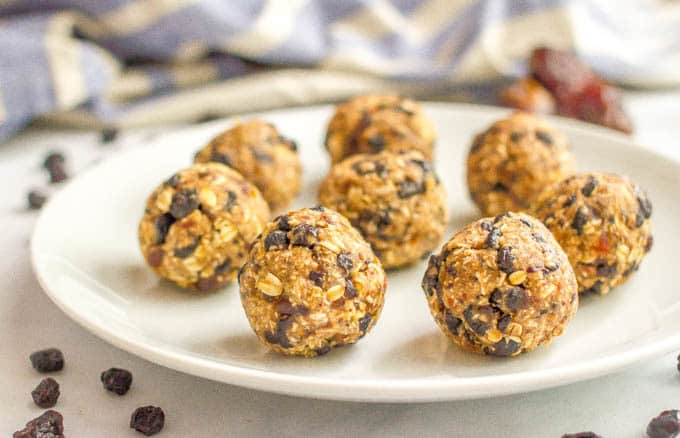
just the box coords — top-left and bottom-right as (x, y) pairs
(27, 190), (47, 210)
(31, 378), (60, 408)
(13, 410), (64, 438)
(30, 348), (64, 373)
(647, 410), (680, 438)
(101, 368), (133, 395)
(130, 406), (165, 436)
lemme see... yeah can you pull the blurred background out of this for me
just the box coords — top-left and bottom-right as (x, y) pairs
(1, 0), (679, 142)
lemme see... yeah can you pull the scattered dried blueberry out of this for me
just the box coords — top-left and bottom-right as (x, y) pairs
(463, 305), (493, 336)
(647, 409), (680, 438)
(224, 190), (237, 211)
(563, 194), (577, 208)
(367, 135), (385, 152)
(165, 174), (181, 188)
(27, 190), (47, 210)
(130, 406), (165, 436)
(100, 127), (119, 144)
(504, 287), (529, 311)
(31, 377), (60, 408)
(264, 230), (289, 250)
(489, 338), (521, 357)
(535, 130), (553, 145)
(485, 227), (502, 249)
(571, 206), (589, 235)
(275, 300), (295, 318)
(290, 224), (319, 248)
(309, 270), (324, 287)
(13, 410), (64, 438)
(445, 312), (462, 334)
(397, 180), (425, 199)
(562, 432), (602, 438)
(210, 150), (231, 166)
(276, 215), (291, 232)
(48, 163), (68, 183)
(497, 246), (515, 273)
(358, 313), (372, 332)
(154, 213), (175, 244)
(581, 176), (598, 197)
(497, 314), (512, 332)
(173, 239), (199, 258)
(596, 261), (617, 278)
(169, 188), (199, 219)
(344, 279), (358, 298)
(30, 348), (64, 373)
(336, 252), (353, 271)
(101, 368), (133, 395)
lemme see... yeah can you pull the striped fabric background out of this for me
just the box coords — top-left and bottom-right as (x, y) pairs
(0, 0), (678, 141)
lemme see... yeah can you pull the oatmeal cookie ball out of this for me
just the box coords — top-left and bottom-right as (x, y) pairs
(324, 94), (436, 164)
(531, 173), (653, 295)
(422, 212), (578, 357)
(194, 120), (302, 210)
(467, 112), (575, 216)
(318, 150), (448, 269)
(239, 206), (386, 357)
(139, 163), (270, 291)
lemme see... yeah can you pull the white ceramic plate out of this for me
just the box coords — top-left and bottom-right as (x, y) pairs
(32, 103), (680, 402)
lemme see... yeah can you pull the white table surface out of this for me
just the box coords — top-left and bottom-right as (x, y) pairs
(2, 93), (679, 437)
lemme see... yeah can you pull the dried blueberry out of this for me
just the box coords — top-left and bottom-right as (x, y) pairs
(224, 190), (237, 211)
(480, 220), (493, 231)
(214, 258), (232, 274)
(275, 300), (295, 318)
(485, 227), (502, 249)
(581, 280), (603, 295)
(445, 312), (462, 334)
(276, 215), (291, 231)
(510, 131), (524, 142)
(264, 230), (289, 250)
(130, 406), (165, 436)
(336, 252), (353, 271)
(535, 130), (553, 145)
(309, 270), (324, 287)
(344, 279), (358, 298)
(31, 377), (60, 408)
(210, 150), (231, 166)
(398, 180), (425, 199)
(504, 287), (529, 311)
(563, 194), (577, 208)
(358, 314), (372, 332)
(315, 344), (331, 356)
(100, 127), (119, 144)
(497, 246), (515, 273)
(647, 409), (680, 438)
(463, 305), (493, 336)
(421, 255), (441, 297)
(27, 190), (47, 210)
(367, 135), (385, 152)
(101, 368), (133, 395)
(571, 206), (589, 235)
(489, 338), (521, 357)
(497, 314), (512, 332)
(581, 176), (598, 197)
(165, 174), (180, 188)
(290, 224), (319, 247)
(169, 189), (199, 219)
(30, 348), (64, 373)
(146, 248), (164, 267)
(14, 410), (64, 438)
(48, 163), (68, 183)
(596, 261), (617, 278)
(173, 238), (199, 258)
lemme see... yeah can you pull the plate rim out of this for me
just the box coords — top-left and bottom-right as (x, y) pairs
(30, 102), (680, 402)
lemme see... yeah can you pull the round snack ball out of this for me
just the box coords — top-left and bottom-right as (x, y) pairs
(318, 150), (448, 269)
(422, 212), (578, 357)
(194, 120), (301, 210)
(466, 112), (575, 216)
(324, 94), (436, 164)
(531, 172), (653, 295)
(139, 162), (270, 291)
(239, 206), (386, 357)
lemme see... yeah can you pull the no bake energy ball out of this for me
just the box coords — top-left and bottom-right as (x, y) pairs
(194, 120), (301, 210)
(139, 163), (270, 291)
(422, 212), (578, 357)
(532, 173), (653, 295)
(324, 94), (436, 164)
(239, 207), (386, 357)
(467, 112), (575, 216)
(318, 150), (448, 269)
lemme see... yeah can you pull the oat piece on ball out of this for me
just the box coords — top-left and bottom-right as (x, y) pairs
(318, 150), (448, 269)
(139, 163), (270, 291)
(194, 120), (301, 210)
(467, 112), (575, 216)
(239, 207), (386, 357)
(422, 212), (578, 357)
(532, 172), (652, 295)
(324, 94), (436, 164)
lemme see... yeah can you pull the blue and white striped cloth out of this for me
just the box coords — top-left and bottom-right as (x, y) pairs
(0, 0), (679, 141)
